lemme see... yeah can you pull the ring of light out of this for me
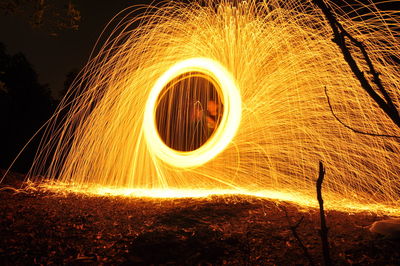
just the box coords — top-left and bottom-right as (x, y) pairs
(143, 57), (242, 168)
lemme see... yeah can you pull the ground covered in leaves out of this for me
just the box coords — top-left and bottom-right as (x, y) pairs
(1, 171), (399, 265)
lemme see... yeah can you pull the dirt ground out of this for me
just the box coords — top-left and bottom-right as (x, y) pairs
(1, 170), (399, 265)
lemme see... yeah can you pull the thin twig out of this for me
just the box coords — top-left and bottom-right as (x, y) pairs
(316, 161), (331, 266)
(324, 87), (400, 138)
(281, 205), (315, 266)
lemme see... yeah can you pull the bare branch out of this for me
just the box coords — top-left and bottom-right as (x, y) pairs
(316, 161), (331, 266)
(312, 0), (400, 129)
(281, 205), (315, 266)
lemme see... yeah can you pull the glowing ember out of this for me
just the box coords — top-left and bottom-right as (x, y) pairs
(144, 58), (241, 168)
(25, 0), (400, 214)
(32, 181), (400, 215)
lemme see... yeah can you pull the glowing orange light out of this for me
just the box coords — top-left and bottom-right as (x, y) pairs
(144, 58), (242, 168)
(18, 0), (400, 215)
(33, 181), (400, 215)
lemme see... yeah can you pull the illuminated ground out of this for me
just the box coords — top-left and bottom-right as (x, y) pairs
(1, 171), (399, 265)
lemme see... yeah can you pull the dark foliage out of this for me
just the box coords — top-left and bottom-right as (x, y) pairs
(61, 68), (79, 98)
(0, 43), (54, 172)
(0, 0), (81, 36)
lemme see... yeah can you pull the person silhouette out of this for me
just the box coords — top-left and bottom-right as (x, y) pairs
(206, 99), (222, 136)
(188, 101), (207, 151)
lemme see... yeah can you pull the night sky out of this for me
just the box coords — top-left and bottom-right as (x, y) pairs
(0, 0), (398, 98)
(0, 0), (152, 98)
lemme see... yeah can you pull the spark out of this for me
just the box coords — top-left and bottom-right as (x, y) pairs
(25, 0), (400, 214)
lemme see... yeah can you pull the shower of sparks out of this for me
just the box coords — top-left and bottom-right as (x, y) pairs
(26, 0), (400, 214)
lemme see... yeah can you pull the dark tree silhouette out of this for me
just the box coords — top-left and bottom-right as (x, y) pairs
(61, 68), (79, 98)
(0, 0), (81, 36)
(0, 43), (54, 172)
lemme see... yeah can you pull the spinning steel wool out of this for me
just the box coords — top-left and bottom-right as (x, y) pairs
(28, 0), (400, 213)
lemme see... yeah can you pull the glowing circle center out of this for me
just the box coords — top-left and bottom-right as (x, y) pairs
(143, 58), (242, 168)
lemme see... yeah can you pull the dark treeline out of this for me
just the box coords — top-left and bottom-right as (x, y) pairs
(0, 42), (64, 173)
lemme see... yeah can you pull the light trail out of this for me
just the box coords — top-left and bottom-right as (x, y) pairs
(26, 0), (400, 215)
(143, 57), (241, 168)
(31, 180), (400, 215)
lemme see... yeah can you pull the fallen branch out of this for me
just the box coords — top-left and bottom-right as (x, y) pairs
(281, 206), (315, 266)
(316, 161), (331, 266)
